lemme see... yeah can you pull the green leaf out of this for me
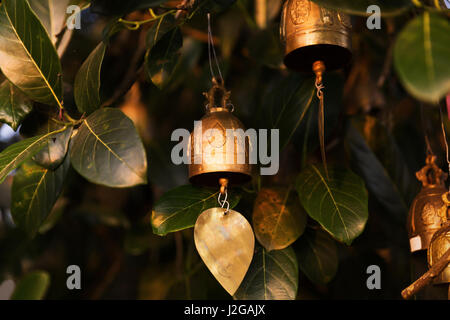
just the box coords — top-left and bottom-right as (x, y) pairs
(311, 0), (412, 17)
(145, 27), (183, 89)
(151, 185), (241, 236)
(0, 129), (65, 183)
(90, 0), (167, 16)
(234, 246), (298, 300)
(261, 74), (315, 150)
(394, 12), (450, 103)
(11, 271), (50, 300)
(11, 156), (70, 237)
(296, 165), (368, 245)
(70, 108), (148, 187)
(0, 80), (33, 131)
(33, 122), (73, 170)
(295, 228), (338, 285)
(0, 0), (63, 107)
(345, 117), (415, 221)
(74, 43), (107, 114)
(253, 187), (307, 251)
(29, 0), (70, 44)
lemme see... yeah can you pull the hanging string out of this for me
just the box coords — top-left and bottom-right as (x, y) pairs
(313, 61), (328, 178)
(207, 13), (224, 84)
(420, 104), (434, 156)
(439, 105), (450, 192)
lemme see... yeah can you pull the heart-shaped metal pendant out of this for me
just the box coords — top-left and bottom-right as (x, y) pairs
(194, 207), (255, 295)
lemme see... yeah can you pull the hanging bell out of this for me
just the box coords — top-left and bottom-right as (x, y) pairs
(427, 192), (450, 284)
(280, 0), (352, 72)
(188, 78), (252, 187)
(407, 155), (448, 252)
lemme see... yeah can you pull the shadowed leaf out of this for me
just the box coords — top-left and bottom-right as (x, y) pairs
(0, 81), (33, 131)
(11, 271), (50, 300)
(253, 187), (307, 251)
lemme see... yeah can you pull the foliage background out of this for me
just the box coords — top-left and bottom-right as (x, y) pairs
(0, 0), (449, 299)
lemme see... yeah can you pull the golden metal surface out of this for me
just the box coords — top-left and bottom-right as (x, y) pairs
(188, 79), (252, 187)
(280, 0), (352, 72)
(407, 155), (448, 252)
(194, 207), (255, 296)
(428, 223), (450, 284)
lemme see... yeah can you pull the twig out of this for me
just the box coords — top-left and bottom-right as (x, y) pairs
(401, 247), (450, 300)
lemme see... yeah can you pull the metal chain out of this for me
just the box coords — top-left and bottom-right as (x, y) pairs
(218, 189), (230, 214)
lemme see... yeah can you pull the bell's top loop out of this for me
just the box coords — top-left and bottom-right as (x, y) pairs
(416, 154), (447, 188)
(204, 77), (232, 112)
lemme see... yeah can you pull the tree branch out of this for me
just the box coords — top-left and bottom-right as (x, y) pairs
(401, 247), (450, 300)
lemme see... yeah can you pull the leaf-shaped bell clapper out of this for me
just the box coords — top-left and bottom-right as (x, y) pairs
(407, 155), (448, 252)
(188, 78), (252, 187)
(427, 192), (450, 284)
(280, 0), (352, 72)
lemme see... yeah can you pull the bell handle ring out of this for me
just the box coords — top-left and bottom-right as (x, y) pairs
(204, 77), (232, 111)
(416, 154), (447, 187)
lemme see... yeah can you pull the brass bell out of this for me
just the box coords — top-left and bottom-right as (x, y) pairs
(280, 0), (352, 72)
(188, 78), (252, 187)
(407, 155), (448, 252)
(427, 192), (450, 284)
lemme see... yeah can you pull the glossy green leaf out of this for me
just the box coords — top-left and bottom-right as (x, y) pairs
(394, 12), (450, 103)
(261, 74), (315, 150)
(346, 117), (416, 221)
(11, 271), (50, 300)
(0, 80), (33, 131)
(29, 0), (70, 44)
(0, 0), (63, 107)
(253, 187), (307, 251)
(295, 228), (338, 285)
(33, 122), (73, 170)
(74, 43), (107, 114)
(0, 129), (65, 183)
(152, 185), (241, 236)
(311, 0), (412, 17)
(145, 27), (182, 89)
(11, 156), (70, 237)
(70, 108), (148, 187)
(234, 246), (298, 300)
(296, 165), (368, 245)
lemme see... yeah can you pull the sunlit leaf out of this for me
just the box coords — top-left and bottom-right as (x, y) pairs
(295, 228), (338, 285)
(0, 80), (33, 131)
(70, 108), (148, 187)
(0, 0), (63, 107)
(296, 165), (368, 245)
(11, 156), (70, 237)
(253, 187), (307, 251)
(11, 271), (50, 300)
(74, 43), (107, 114)
(151, 185), (241, 236)
(29, 0), (70, 44)
(234, 246), (298, 300)
(394, 12), (450, 103)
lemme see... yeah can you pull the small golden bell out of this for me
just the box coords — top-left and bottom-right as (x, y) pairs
(280, 0), (352, 72)
(188, 79), (252, 187)
(427, 192), (450, 284)
(407, 155), (448, 252)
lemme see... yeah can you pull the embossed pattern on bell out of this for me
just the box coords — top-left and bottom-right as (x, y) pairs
(280, 0), (352, 72)
(188, 107), (252, 187)
(407, 155), (448, 252)
(427, 223), (450, 284)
